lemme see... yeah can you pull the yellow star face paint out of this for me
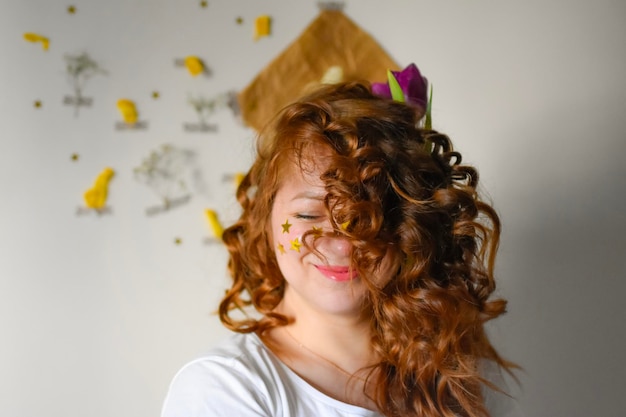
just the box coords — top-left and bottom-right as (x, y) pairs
(290, 237), (302, 253)
(281, 219), (292, 234)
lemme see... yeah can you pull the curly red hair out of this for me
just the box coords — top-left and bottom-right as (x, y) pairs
(219, 82), (516, 417)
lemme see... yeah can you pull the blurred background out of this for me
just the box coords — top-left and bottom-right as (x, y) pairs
(1, 1), (624, 416)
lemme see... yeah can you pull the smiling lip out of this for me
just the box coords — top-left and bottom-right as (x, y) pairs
(314, 265), (357, 281)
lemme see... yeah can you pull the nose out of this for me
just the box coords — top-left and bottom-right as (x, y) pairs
(316, 235), (352, 258)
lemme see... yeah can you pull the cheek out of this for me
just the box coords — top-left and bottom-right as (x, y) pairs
(274, 219), (312, 255)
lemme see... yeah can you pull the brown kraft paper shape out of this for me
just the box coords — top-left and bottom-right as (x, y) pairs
(238, 10), (399, 131)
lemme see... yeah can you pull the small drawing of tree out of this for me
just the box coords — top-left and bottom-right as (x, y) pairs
(64, 52), (106, 114)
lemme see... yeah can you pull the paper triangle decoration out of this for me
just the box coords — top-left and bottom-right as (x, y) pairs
(238, 10), (398, 131)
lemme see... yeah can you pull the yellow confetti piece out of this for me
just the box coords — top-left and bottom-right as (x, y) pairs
(23, 32), (49, 51)
(290, 238), (301, 252)
(277, 243), (286, 254)
(340, 220), (350, 231)
(184, 56), (204, 77)
(71, 153), (79, 161)
(152, 91), (160, 99)
(281, 219), (292, 234)
(116, 99), (138, 124)
(83, 167), (114, 210)
(174, 237), (182, 245)
(205, 209), (224, 239)
(67, 5), (76, 14)
(254, 15), (271, 40)
(200, 0), (208, 7)
(236, 17), (244, 25)
(311, 226), (323, 237)
(34, 100), (42, 108)
(234, 172), (245, 188)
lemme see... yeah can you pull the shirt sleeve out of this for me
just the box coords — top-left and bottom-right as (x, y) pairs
(161, 356), (273, 417)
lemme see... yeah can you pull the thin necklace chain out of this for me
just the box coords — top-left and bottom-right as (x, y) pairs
(283, 327), (368, 383)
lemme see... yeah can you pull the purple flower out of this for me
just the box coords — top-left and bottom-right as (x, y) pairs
(371, 63), (428, 110)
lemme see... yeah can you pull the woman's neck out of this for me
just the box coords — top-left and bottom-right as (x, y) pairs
(262, 300), (379, 411)
(273, 298), (376, 375)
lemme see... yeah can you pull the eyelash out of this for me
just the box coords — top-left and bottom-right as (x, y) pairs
(294, 214), (322, 221)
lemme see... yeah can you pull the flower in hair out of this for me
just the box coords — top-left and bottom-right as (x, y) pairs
(371, 63), (428, 110)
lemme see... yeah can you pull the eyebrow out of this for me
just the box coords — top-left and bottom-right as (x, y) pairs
(290, 191), (326, 201)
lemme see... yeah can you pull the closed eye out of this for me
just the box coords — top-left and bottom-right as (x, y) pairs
(294, 214), (322, 221)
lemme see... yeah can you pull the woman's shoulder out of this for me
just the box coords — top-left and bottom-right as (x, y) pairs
(161, 332), (279, 417)
(193, 331), (271, 369)
(161, 332), (384, 417)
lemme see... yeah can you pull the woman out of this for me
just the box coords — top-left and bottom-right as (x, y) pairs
(162, 75), (520, 417)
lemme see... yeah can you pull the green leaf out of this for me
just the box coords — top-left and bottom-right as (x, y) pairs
(387, 70), (405, 102)
(424, 84), (433, 130)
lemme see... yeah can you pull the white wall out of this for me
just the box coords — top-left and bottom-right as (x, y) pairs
(1, 1), (624, 416)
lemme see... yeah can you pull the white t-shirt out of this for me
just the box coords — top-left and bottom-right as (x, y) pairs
(161, 332), (523, 417)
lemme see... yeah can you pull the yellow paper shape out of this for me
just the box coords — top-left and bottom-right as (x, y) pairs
(234, 172), (245, 188)
(117, 99), (138, 124)
(184, 56), (204, 76)
(254, 15), (271, 40)
(84, 167), (115, 210)
(205, 209), (224, 239)
(23, 32), (49, 51)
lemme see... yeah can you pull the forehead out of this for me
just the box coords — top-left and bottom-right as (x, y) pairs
(274, 150), (331, 200)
